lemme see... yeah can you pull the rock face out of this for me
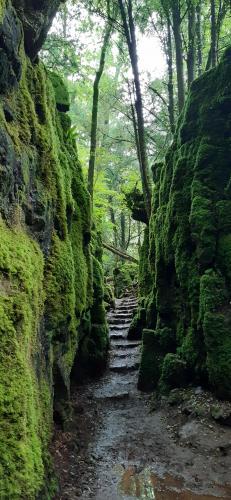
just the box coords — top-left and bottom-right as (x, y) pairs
(139, 49), (231, 399)
(0, 0), (108, 497)
(12, 0), (64, 59)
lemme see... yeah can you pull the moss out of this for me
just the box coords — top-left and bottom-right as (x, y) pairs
(159, 354), (188, 394)
(199, 270), (231, 398)
(0, 30), (99, 497)
(189, 194), (216, 265)
(138, 327), (175, 391)
(113, 261), (138, 298)
(0, 0), (6, 21)
(90, 256), (109, 361)
(48, 72), (70, 111)
(139, 227), (152, 297)
(104, 282), (115, 310)
(0, 217), (52, 498)
(128, 307), (146, 340)
(138, 329), (162, 391)
(217, 234), (231, 284)
(0, 7), (109, 494)
(138, 49), (231, 397)
(216, 201), (231, 233)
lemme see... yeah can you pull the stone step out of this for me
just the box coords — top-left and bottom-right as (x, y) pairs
(110, 332), (128, 340)
(110, 340), (141, 348)
(95, 391), (129, 401)
(108, 312), (133, 319)
(110, 323), (129, 331)
(120, 299), (137, 305)
(116, 305), (136, 311)
(108, 318), (131, 326)
(110, 348), (140, 359)
(109, 360), (140, 373)
(116, 297), (137, 304)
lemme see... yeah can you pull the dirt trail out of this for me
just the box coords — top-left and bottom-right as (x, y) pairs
(52, 296), (231, 499)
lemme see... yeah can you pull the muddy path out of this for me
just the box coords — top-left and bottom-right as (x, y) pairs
(52, 296), (231, 499)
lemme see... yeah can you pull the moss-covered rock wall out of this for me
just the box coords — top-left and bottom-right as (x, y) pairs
(0, 0), (108, 496)
(139, 49), (231, 400)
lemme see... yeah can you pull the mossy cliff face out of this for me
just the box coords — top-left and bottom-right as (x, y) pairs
(139, 49), (231, 399)
(0, 0), (108, 497)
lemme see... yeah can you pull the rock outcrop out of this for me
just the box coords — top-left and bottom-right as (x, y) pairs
(138, 49), (231, 400)
(0, 0), (108, 497)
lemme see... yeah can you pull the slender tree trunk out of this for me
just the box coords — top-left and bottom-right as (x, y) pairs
(187, 0), (196, 87)
(137, 220), (141, 254)
(211, 0), (217, 67)
(206, 0), (228, 69)
(126, 214), (131, 250)
(120, 212), (126, 250)
(196, 3), (203, 75)
(171, 1), (185, 112)
(166, 16), (175, 134)
(88, 23), (112, 200)
(109, 195), (117, 247)
(118, 0), (152, 218)
(128, 81), (142, 167)
(216, 0), (229, 60)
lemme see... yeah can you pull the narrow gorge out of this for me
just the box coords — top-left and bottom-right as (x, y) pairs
(0, 0), (231, 499)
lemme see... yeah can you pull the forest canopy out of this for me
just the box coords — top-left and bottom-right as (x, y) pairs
(41, 0), (230, 274)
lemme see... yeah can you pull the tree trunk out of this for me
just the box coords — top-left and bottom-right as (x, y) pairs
(166, 16), (175, 134)
(88, 23), (112, 200)
(137, 220), (141, 254)
(126, 214), (131, 250)
(196, 3), (203, 76)
(103, 241), (138, 263)
(120, 212), (126, 250)
(109, 195), (117, 247)
(211, 0), (217, 67)
(206, 0), (228, 70)
(118, 0), (152, 218)
(171, 1), (185, 112)
(187, 0), (196, 87)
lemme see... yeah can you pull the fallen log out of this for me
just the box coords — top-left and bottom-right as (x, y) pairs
(102, 242), (139, 264)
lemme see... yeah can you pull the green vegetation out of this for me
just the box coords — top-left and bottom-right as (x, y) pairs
(1, 0), (231, 495)
(0, 0), (108, 494)
(0, 217), (50, 498)
(138, 49), (231, 398)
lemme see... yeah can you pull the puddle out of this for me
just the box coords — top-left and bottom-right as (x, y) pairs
(118, 466), (231, 499)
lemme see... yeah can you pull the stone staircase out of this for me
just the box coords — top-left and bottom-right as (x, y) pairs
(107, 295), (140, 374)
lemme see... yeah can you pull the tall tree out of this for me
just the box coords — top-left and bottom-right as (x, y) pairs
(118, 0), (152, 218)
(166, 14), (175, 133)
(187, 0), (196, 87)
(210, 0), (217, 67)
(88, 21), (113, 200)
(171, 0), (185, 112)
(195, 2), (203, 76)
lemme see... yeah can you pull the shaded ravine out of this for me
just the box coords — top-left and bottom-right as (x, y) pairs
(52, 296), (231, 499)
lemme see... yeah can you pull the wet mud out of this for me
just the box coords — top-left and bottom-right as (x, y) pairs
(52, 296), (231, 499)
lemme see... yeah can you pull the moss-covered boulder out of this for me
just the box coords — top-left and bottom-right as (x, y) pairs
(139, 48), (231, 399)
(113, 261), (138, 298)
(138, 327), (175, 391)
